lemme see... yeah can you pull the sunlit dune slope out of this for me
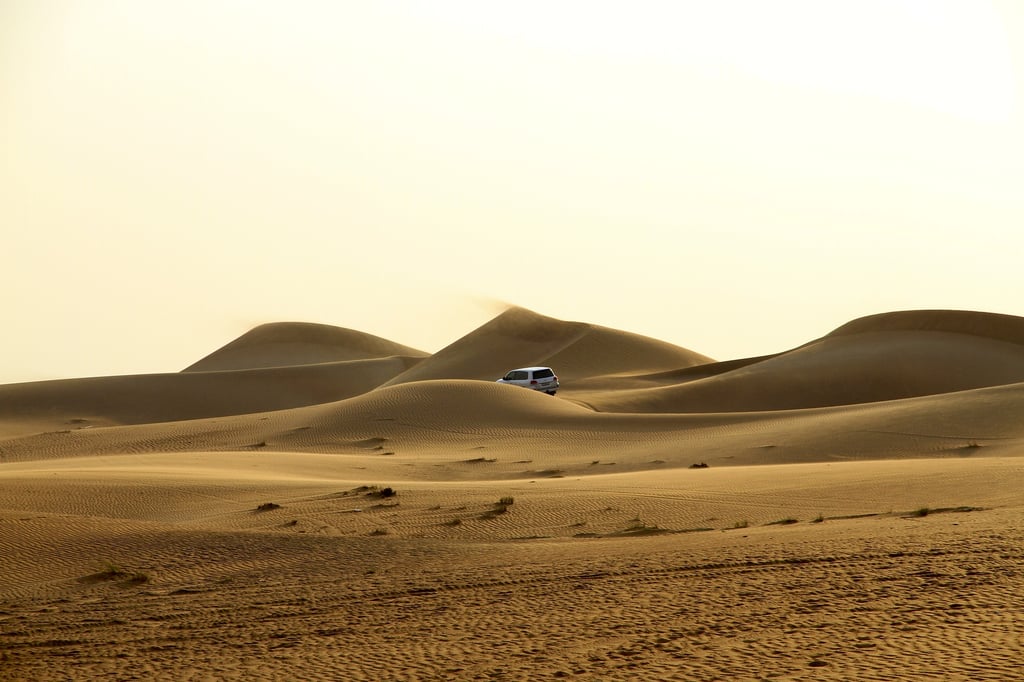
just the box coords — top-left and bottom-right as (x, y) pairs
(574, 310), (1024, 413)
(0, 356), (421, 438)
(381, 307), (712, 386)
(5, 378), (1024, 473)
(544, 323), (714, 379)
(827, 308), (1024, 341)
(182, 322), (428, 372)
(568, 354), (778, 392)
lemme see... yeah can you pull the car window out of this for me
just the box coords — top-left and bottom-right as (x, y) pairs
(533, 369), (554, 379)
(511, 371), (528, 380)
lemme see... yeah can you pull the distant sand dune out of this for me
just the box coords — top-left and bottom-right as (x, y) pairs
(826, 308), (1024, 342)
(381, 306), (713, 386)
(182, 321), (428, 371)
(575, 310), (1024, 413)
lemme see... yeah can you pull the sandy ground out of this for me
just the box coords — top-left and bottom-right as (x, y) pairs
(2, 307), (1024, 680)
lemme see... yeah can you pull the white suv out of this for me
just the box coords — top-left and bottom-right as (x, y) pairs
(496, 366), (559, 395)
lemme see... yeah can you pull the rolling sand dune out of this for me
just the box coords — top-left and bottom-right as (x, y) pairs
(183, 321), (429, 371)
(3, 308), (1024, 680)
(381, 307), (713, 387)
(574, 310), (1024, 413)
(0, 356), (423, 439)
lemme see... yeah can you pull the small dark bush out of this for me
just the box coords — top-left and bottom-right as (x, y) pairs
(93, 562), (149, 584)
(364, 486), (396, 498)
(98, 562), (126, 579)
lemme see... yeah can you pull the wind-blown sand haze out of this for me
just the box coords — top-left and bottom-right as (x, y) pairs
(3, 307), (1024, 680)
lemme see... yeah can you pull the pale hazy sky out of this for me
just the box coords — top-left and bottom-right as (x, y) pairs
(3, 0), (1024, 384)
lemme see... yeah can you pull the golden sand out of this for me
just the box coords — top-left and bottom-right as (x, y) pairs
(2, 307), (1023, 680)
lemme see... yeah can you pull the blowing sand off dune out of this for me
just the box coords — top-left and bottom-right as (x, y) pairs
(3, 308), (1024, 680)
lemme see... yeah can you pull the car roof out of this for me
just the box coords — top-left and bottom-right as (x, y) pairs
(506, 366), (553, 372)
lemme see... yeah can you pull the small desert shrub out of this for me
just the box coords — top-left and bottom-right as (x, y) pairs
(689, 462), (709, 469)
(98, 562), (127, 579)
(812, 514), (825, 524)
(365, 486), (396, 498)
(731, 520), (749, 529)
(912, 507), (931, 517)
(767, 518), (798, 526)
(613, 519), (674, 536)
(95, 562), (149, 584)
(480, 497), (515, 519)
(256, 502), (281, 512)
(368, 528), (389, 536)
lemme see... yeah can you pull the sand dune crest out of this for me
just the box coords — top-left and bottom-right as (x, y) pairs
(183, 321), (428, 372)
(576, 310), (1024, 413)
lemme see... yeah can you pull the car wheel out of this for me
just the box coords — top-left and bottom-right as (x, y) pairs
(546, 390), (557, 396)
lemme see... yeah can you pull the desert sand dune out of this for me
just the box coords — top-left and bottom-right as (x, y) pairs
(379, 307), (591, 386)
(380, 306), (712, 387)
(574, 310), (1024, 413)
(182, 321), (429, 372)
(3, 307), (1024, 680)
(826, 308), (1024, 342)
(4, 375), (1024, 471)
(0, 355), (422, 439)
(541, 322), (715, 379)
(0, 310), (712, 442)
